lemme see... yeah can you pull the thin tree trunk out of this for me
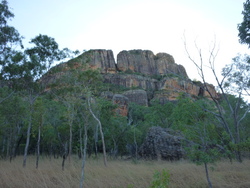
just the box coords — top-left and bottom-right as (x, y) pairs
(134, 126), (138, 160)
(62, 142), (68, 171)
(111, 137), (117, 159)
(235, 124), (242, 162)
(36, 125), (41, 169)
(80, 121), (88, 188)
(87, 97), (107, 167)
(68, 104), (74, 164)
(23, 94), (36, 168)
(6, 137), (10, 159)
(1, 137), (6, 158)
(94, 124), (98, 158)
(204, 162), (213, 188)
(11, 125), (22, 161)
(9, 129), (13, 160)
(69, 121), (72, 163)
(23, 116), (32, 168)
(79, 124), (83, 159)
(235, 147), (242, 163)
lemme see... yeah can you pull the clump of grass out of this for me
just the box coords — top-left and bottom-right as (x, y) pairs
(0, 156), (249, 188)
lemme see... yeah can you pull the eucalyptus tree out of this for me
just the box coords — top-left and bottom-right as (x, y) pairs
(183, 36), (249, 162)
(79, 69), (108, 167)
(0, 0), (23, 80)
(41, 98), (66, 159)
(222, 54), (250, 97)
(172, 97), (228, 188)
(62, 68), (107, 186)
(0, 1), (75, 166)
(21, 34), (71, 167)
(98, 98), (128, 159)
(0, 88), (26, 159)
(32, 97), (46, 168)
(238, 0), (250, 48)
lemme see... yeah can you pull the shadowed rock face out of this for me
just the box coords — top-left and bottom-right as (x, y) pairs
(139, 126), (185, 160)
(123, 89), (148, 106)
(103, 74), (158, 91)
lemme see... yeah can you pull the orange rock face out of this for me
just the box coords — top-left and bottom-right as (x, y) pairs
(41, 49), (219, 113)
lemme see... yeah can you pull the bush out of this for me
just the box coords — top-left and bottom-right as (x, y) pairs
(150, 169), (170, 188)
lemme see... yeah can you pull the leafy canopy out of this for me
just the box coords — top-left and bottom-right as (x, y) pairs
(238, 0), (250, 48)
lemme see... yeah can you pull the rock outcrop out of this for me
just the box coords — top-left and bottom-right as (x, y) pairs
(139, 126), (185, 160)
(67, 49), (117, 74)
(43, 49), (219, 107)
(117, 50), (188, 78)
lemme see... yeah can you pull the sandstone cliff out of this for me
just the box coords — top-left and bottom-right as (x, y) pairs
(117, 50), (187, 78)
(44, 49), (219, 113)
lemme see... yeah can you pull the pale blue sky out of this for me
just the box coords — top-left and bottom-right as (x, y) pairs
(7, 0), (249, 81)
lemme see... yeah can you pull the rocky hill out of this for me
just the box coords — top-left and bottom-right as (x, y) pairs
(43, 49), (219, 115)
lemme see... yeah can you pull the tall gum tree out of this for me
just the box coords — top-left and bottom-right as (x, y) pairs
(238, 0), (250, 48)
(22, 34), (72, 167)
(171, 97), (229, 188)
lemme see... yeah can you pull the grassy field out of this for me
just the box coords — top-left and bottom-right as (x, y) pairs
(0, 156), (249, 188)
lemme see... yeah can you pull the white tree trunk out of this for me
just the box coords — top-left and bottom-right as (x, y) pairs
(36, 125), (41, 168)
(23, 120), (31, 167)
(79, 121), (88, 188)
(87, 97), (107, 166)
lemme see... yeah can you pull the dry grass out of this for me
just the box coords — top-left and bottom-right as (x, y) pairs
(0, 156), (249, 188)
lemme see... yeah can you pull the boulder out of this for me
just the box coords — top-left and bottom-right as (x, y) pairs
(139, 126), (185, 160)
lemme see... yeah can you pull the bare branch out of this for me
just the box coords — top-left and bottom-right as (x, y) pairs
(0, 91), (14, 103)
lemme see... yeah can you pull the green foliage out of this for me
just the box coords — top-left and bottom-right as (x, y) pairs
(1, 0), (250, 165)
(0, 0), (23, 80)
(192, 79), (203, 86)
(150, 169), (170, 188)
(0, 0), (22, 50)
(238, 0), (250, 48)
(219, 94), (250, 147)
(124, 69), (134, 74)
(222, 54), (250, 95)
(171, 97), (227, 164)
(145, 101), (174, 128)
(25, 34), (71, 79)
